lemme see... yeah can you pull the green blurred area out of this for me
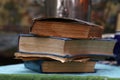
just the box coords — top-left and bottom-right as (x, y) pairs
(0, 74), (119, 80)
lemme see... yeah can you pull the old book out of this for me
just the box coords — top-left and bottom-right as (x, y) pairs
(15, 52), (112, 63)
(15, 52), (91, 63)
(19, 34), (116, 56)
(24, 60), (96, 73)
(30, 18), (103, 39)
(17, 34), (116, 62)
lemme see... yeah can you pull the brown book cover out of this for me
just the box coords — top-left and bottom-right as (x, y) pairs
(30, 18), (103, 39)
(24, 60), (96, 73)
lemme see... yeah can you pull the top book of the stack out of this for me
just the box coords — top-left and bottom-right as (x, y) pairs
(30, 18), (104, 39)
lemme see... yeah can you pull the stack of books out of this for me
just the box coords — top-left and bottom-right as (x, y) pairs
(15, 18), (117, 73)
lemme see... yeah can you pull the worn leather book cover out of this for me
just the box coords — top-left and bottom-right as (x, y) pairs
(15, 52), (113, 63)
(30, 18), (103, 39)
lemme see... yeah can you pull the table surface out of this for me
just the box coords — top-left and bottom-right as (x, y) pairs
(0, 63), (120, 78)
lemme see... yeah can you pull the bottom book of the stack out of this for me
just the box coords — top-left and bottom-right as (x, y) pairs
(24, 60), (96, 73)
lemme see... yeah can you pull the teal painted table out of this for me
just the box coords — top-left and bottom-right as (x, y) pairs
(0, 63), (120, 78)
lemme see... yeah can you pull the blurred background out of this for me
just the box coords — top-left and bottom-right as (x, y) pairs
(0, 0), (120, 65)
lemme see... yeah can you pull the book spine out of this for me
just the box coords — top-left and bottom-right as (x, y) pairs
(24, 60), (43, 73)
(114, 34), (120, 65)
(30, 19), (36, 33)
